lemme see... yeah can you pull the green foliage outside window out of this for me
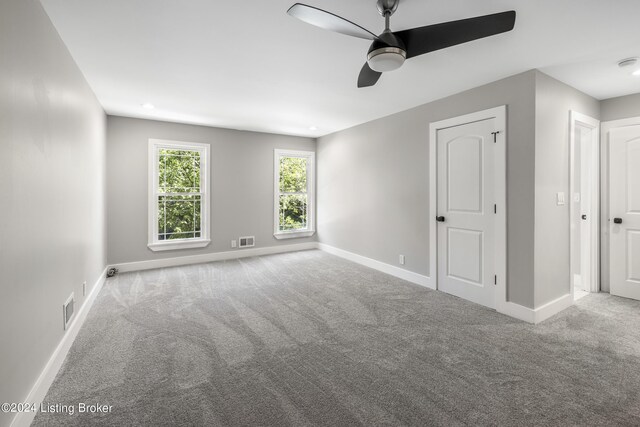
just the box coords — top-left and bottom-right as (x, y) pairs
(279, 156), (308, 231)
(158, 149), (202, 240)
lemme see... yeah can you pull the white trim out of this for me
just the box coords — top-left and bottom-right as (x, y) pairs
(148, 139), (211, 252)
(533, 293), (573, 324)
(428, 106), (507, 312)
(147, 239), (211, 251)
(274, 230), (315, 240)
(601, 116), (640, 129)
(274, 149), (316, 238)
(600, 116), (640, 292)
(498, 301), (536, 323)
(317, 243), (433, 289)
(497, 293), (573, 324)
(10, 268), (108, 427)
(110, 242), (318, 273)
(569, 111), (600, 297)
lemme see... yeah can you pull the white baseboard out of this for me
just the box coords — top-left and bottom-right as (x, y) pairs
(533, 293), (573, 324)
(497, 293), (573, 324)
(497, 301), (536, 323)
(317, 243), (433, 289)
(111, 242), (318, 273)
(10, 267), (108, 427)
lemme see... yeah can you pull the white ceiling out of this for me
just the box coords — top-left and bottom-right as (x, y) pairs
(40, 0), (640, 137)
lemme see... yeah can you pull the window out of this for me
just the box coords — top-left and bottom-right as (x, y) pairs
(148, 139), (210, 251)
(274, 149), (315, 239)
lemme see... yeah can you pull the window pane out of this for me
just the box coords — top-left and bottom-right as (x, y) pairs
(279, 194), (307, 231)
(157, 195), (201, 240)
(279, 156), (307, 193)
(159, 149), (201, 193)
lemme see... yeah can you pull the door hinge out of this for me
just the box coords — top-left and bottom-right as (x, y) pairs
(494, 204), (497, 214)
(494, 275), (497, 285)
(491, 131), (500, 143)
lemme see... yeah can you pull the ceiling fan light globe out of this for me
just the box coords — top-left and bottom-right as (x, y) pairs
(367, 47), (406, 72)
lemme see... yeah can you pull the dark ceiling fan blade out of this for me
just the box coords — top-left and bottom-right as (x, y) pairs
(357, 63), (382, 88)
(287, 3), (378, 40)
(394, 10), (516, 59)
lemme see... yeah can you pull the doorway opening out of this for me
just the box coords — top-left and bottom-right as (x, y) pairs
(569, 111), (600, 301)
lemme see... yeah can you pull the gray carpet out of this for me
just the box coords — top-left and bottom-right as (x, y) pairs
(33, 250), (640, 426)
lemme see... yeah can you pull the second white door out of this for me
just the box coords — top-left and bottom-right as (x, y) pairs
(610, 125), (640, 300)
(436, 118), (496, 308)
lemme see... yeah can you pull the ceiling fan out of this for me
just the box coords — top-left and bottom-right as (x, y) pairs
(287, 0), (516, 88)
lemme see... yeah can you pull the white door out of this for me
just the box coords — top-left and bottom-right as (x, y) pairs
(610, 125), (640, 300)
(436, 119), (496, 308)
(569, 112), (600, 296)
(579, 133), (592, 292)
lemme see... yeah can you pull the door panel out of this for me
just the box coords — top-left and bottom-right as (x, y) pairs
(437, 119), (495, 308)
(626, 138), (640, 212)
(447, 137), (483, 213)
(447, 228), (483, 284)
(610, 126), (640, 300)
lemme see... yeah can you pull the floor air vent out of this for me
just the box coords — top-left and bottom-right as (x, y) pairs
(239, 236), (255, 248)
(63, 293), (74, 330)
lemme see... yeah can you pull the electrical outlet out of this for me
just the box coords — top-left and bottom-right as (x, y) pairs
(399, 254), (405, 265)
(82, 281), (86, 296)
(231, 240), (237, 248)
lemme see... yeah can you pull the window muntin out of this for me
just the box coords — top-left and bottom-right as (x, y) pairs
(149, 140), (210, 250)
(274, 150), (315, 238)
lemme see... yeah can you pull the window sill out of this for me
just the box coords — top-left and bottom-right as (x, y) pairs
(273, 230), (315, 240)
(148, 239), (211, 252)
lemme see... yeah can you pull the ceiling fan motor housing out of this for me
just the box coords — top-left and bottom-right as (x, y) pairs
(367, 30), (407, 72)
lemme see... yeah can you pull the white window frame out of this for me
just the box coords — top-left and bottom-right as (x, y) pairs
(148, 139), (210, 251)
(274, 149), (315, 239)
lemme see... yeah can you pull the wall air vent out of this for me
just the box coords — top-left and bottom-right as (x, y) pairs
(63, 293), (75, 330)
(239, 236), (255, 248)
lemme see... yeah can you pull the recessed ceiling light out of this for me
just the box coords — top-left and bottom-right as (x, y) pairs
(309, 126), (318, 131)
(142, 102), (155, 109)
(633, 69), (640, 76)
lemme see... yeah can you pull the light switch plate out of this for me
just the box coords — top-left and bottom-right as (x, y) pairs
(557, 192), (566, 206)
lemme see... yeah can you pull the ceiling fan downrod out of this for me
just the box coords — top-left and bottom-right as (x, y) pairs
(376, 0), (399, 18)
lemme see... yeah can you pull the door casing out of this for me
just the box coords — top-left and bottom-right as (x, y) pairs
(429, 106), (507, 311)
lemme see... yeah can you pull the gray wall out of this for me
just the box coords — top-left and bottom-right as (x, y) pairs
(107, 117), (316, 265)
(533, 71), (600, 306)
(318, 70), (537, 308)
(0, 0), (107, 425)
(601, 93), (640, 122)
